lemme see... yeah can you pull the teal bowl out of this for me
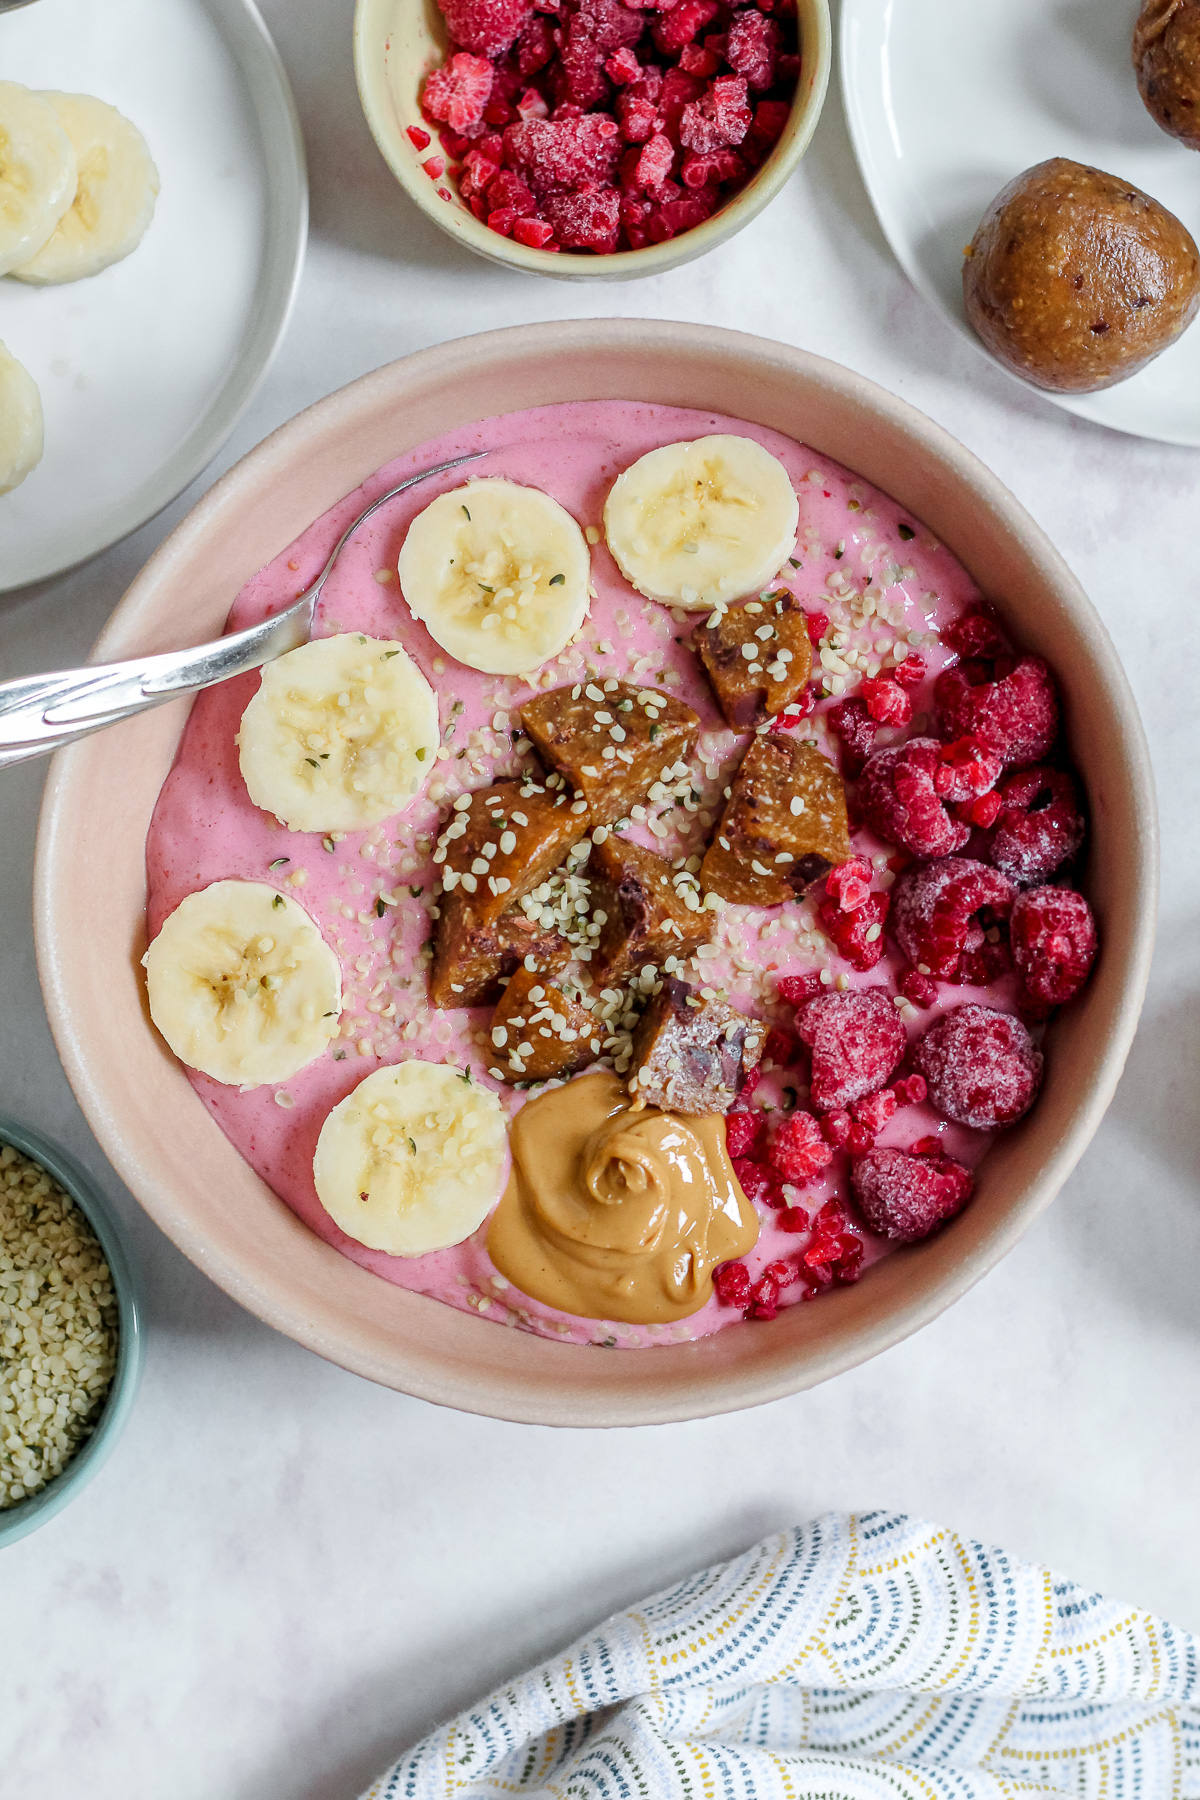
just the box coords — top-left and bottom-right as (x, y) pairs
(0, 1117), (143, 1549)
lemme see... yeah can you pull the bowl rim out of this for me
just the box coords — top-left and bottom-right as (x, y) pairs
(0, 1117), (143, 1548)
(351, 0), (832, 280)
(34, 320), (1159, 1425)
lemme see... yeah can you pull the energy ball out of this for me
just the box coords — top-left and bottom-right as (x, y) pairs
(962, 157), (1200, 392)
(1134, 0), (1200, 150)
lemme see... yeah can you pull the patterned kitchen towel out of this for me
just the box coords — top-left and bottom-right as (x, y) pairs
(362, 1511), (1200, 1798)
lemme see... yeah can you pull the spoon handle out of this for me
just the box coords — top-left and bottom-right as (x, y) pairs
(0, 450), (486, 770)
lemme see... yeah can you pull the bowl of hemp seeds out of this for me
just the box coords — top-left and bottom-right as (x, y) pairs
(0, 1119), (142, 1548)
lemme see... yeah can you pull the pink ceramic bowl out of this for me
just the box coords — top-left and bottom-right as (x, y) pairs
(35, 321), (1157, 1425)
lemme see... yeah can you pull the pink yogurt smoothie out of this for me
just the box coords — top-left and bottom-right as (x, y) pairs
(146, 401), (1019, 1349)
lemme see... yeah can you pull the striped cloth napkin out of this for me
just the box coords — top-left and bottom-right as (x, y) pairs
(362, 1511), (1200, 1798)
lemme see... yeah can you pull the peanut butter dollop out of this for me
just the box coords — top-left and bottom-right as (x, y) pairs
(487, 1070), (759, 1323)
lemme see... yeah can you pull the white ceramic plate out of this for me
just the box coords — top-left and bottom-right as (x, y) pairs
(841, 0), (1200, 446)
(0, 0), (307, 592)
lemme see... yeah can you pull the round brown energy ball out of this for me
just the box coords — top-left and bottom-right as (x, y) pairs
(1134, 0), (1200, 150)
(962, 158), (1200, 392)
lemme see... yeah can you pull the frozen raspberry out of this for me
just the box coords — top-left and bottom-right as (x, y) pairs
(763, 1026), (798, 1066)
(942, 608), (1009, 662)
(617, 91), (659, 142)
(731, 1158), (784, 1209)
(984, 766), (1085, 887)
(794, 989), (907, 1112)
(422, 53), (495, 133)
(439, 0), (533, 56)
(680, 74), (752, 151)
(487, 206), (517, 235)
(851, 1086), (898, 1133)
(605, 45), (641, 82)
(818, 892), (890, 973)
(746, 1271), (781, 1318)
(681, 146), (744, 187)
(503, 114), (621, 194)
(963, 790), (1004, 830)
(900, 968), (938, 1008)
(543, 184), (621, 249)
(679, 41), (720, 76)
(460, 150), (500, 199)
(802, 1200), (865, 1286)
(776, 972), (822, 1008)
(575, 0), (644, 49)
(859, 739), (972, 859)
(768, 1111), (833, 1184)
(406, 124), (432, 149)
(726, 9), (780, 88)
(778, 1204), (810, 1233)
(851, 1147), (974, 1243)
(825, 856), (873, 912)
(893, 652), (926, 688)
(558, 37), (613, 108)
(487, 166), (536, 212)
(712, 1260), (752, 1306)
(861, 676), (913, 727)
(654, 0), (719, 52)
(935, 655), (1059, 768)
(913, 1004), (1043, 1129)
(805, 609), (829, 645)
(635, 132), (675, 186)
(1010, 886), (1097, 1009)
(724, 1110), (765, 1160)
(891, 1073), (928, 1106)
(933, 735), (1004, 803)
(648, 187), (719, 238)
(828, 697), (878, 777)
(512, 215), (555, 247)
(892, 856), (1015, 982)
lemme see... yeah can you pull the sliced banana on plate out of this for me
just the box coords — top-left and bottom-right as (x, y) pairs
(0, 82), (77, 277)
(603, 434), (800, 612)
(313, 1061), (509, 1256)
(397, 477), (591, 675)
(144, 880), (342, 1087)
(238, 634), (439, 835)
(11, 92), (159, 285)
(0, 340), (43, 494)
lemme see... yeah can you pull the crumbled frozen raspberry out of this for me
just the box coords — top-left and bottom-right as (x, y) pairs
(749, 96), (789, 141)
(818, 892), (890, 972)
(1010, 885), (1097, 1009)
(802, 1200), (865, 1285)
(487, 206), (517, 234)
(764, 1026), (798, 1067)
(805, 609), (829, 645)
(576, 0), (644, 49)
(891, 856), (1015, 982)
(732, 1157), (784, 1209)
(655, 0), (719, 52)
(984, 766), (1086, 887)
(778, 1204), (810, 1233)
(487, 166), (536, 212)
(776, 972), (823, 1008)
(859, 738), (972, 859)
(900, 968), (939, 1008)
(543, 184), (621, 250)
(964, 789), (1004, 830)
(605, 44), (641, 83)
(726, 9), (780, 88)
(933, 735), (1004, 803)
(828, 697), (879, 778)
(512, 215), (555, 246)
(647, 185), (719, 238)
(617, 91), (659, 142)
(681, 146), (744, 187)
(738, 1065), (762, 1105)
(406, 124), (432, 149)
(942, 607), (1009, 662)
(861, 676), (913, 727)
(503, 114), (621, 195)
(422, 155), (446, 179)
(768, 1111), (833, 1183)
(891, 1073), (928, 1106)
(851, 1147), (974, 1242)
(635, 132), (675, 186)
(935, 655), (1059, 769)
(558, 37), (613, 108)
(724, 1110), (765, 1160)
(460, 149), (501, 199)
(851, 1086), (898, 1133)
(679, 42), (719, 75)
(794, 989), (907, 1112)
(712, 1259), (752, 1306)
(746, 1272), (780, 1318)
(680, 74), (752, 151)
(893, 652), (926, 688)
(825, 856), (874, 912)
(658, 66), (705, 133)
(439, 0), (533, 56)
(913, 1004), (1043, 1129)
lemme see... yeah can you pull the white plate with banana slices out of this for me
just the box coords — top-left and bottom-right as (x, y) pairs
(0, 0), (306, 592)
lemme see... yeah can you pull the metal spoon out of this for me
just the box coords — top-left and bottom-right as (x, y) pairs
(0, 450), (487, 770)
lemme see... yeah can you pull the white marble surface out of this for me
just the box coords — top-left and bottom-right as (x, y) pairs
(4, 2), (1200, 1790)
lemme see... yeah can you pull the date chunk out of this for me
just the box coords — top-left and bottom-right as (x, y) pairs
(701, 735), (851, 906)
(436, 778), (590, 926)
(629, 977), (763, 1115)
(696, 592), (813, 729)
(430, 898), (568, 1008)
(589, 834), (712, 984)
(522, 680), (699, 825)
(488, 966), (603, 1085)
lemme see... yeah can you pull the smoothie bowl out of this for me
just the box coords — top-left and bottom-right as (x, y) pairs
(35, 322), (1156, 1424)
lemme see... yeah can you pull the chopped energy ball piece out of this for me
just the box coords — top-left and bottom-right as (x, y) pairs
(430, 895), (569, 1008)
(489, 965), (603, 1084)
(701, 734), (851, 906)
(521, 679), (699, 825)
(913, 1003), (1043, 1129)
(588, 832), (712, 983)
(695, 590), (813, 728)
(629, 977), (762, 1113)
(850, 1146), (975, 1243)
(436, 777), (591, 926)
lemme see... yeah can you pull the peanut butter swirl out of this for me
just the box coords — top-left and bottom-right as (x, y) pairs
(487, 1071), (758, 1323)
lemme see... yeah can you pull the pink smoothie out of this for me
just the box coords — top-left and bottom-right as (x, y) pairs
(146, 401), (1016, 1348)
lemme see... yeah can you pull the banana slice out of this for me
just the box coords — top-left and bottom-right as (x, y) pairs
(238, 634), (439, 835)
(0, 82), (77, 277)
(397, 477), (591, 675)
(313, 1061), (509, 1256)
(11, 93), (158, 285)
(603, 435), (800, 612)
(0, 340), (43, 494)
(144, 880), (342, 1087)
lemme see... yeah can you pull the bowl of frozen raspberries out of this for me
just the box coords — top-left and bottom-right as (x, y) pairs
(35, 319), (1156, 1425)
(353, 0), (831, 273)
